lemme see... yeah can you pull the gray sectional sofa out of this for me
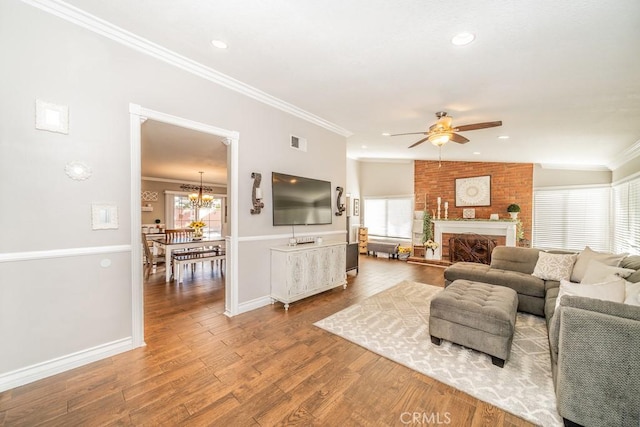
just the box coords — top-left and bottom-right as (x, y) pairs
(444, 246), (640, 427)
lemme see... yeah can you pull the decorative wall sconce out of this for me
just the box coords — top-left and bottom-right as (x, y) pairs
(335, 186), (346, 216)
(251, 172), (264, 214)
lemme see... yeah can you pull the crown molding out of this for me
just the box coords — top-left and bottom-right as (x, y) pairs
(21, 0), (353, 138)
(538, 163), (611, 171)
(607, 139), (640, 171)
(141, 176), (227, 188)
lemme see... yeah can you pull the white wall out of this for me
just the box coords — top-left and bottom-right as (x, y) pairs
(346, 157), (362, 242)
(0, 0), (345, 389)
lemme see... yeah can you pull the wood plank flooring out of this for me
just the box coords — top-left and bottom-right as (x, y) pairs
(0, 256), (534, 426)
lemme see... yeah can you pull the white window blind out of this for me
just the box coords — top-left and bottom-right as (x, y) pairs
(533, 186), (611, 252)
(364, 197), (413, 239)
(612, 177), (640, 255)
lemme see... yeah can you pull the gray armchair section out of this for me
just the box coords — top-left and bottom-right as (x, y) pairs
(553, 296), (640, 427)
(443, 246), (640, 427)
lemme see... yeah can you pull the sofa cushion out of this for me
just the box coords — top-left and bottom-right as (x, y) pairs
(490, 246), (541, 275)
(444, 262), (491, 284)
(532, 252), (577, 281)
(580, 261), (635, 284)
(545, 286), (560, 324)
(570, 246), (627, 282)
(620, 255), (640, 283)
(626, 281), (640, 306)
(485, 269), (546, 297)
(556, 278), (626, 310)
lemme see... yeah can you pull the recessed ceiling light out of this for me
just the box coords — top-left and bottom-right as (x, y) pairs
(210, 40), (228, 49)
(451, 32), (475, 46)
(473, 152), (481, 155)
(361, 145), (368, 149)
(382, 132), (390, 136)
(498, 135), (510, 139)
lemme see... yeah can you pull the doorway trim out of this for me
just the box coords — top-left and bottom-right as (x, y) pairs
(129, 103), (240, 347)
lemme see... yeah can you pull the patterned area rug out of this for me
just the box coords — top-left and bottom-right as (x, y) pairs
(314, 280), (561, 426)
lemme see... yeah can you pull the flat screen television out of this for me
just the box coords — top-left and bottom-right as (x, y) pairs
(272, 172), (332, 226)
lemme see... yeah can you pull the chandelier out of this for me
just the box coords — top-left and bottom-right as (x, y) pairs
(182, 171), (213, 209)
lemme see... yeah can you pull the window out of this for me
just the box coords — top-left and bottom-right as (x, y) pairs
(612, 177), (640, 255)
(363, 197), (413, 239)
(533, 186), (611, 252)
(166, 192), (224, 236)
(172, 195), (195, 229)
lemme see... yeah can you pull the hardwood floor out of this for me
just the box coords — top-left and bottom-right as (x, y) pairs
(0, 256), (534, 426)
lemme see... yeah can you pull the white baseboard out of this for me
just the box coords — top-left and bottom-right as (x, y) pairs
(0, 337), (135, 392)
(235, 295), (273, 315)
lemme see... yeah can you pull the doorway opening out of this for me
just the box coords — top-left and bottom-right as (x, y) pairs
(130, 104), (239, 348)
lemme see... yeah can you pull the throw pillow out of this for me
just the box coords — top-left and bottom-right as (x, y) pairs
(570, 246), (627, 282)
(556, 278), (626, 310)
(532, 252), (577, 281)
(580, 260), (635, 284)
(625, 281), (640, 306)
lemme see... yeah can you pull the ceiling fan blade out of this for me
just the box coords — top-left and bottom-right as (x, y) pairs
(455, 121), (502, 132)
(408, 137), (429, 148)
(450, 133), (470, 144)
(390, 132), (427, 137)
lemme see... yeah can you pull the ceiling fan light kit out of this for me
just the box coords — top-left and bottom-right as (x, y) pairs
(428, 132), (451, 146)
(392, 111), (502, 149)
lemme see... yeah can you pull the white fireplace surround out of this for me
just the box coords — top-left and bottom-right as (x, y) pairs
(431, 220), (517, 260)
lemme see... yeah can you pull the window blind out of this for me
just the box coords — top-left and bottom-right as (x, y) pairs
(364, 197), (413, 239)
(533, 186), (611, 252)
(612, 177), (640, 255)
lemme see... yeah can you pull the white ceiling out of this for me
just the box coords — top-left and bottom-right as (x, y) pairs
(66, 0), (640, 171)
(141, 120), (228, 184)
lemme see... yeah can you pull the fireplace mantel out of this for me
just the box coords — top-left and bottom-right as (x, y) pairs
(431, 219), (517, 260)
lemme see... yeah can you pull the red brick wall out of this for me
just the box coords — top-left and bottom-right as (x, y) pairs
(414, 161), (533, 242)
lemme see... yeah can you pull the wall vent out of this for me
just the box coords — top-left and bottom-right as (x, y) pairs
(290, 135), (308, 152)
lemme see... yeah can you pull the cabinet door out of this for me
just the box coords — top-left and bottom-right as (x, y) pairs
(317, 247), (332, 288)
(330, 245), (347, 284)
(306, 249), (320, 290)
(286, 252), (307, 296)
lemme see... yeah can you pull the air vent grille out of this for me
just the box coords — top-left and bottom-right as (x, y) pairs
(290, 135), (308, 152)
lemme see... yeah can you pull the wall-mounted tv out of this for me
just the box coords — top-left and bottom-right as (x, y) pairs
(272, 172), (332, 226)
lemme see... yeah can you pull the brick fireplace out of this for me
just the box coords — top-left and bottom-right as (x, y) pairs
(431, 219), (517, 261)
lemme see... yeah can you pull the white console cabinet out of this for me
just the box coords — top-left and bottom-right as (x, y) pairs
(271, 241), (347, 310)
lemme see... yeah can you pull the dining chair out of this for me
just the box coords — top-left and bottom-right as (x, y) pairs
(142, 233), (166, 280)
(165, 228), (195, 241)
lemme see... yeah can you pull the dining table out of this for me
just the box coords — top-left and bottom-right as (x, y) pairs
(149, 235), (225, 282)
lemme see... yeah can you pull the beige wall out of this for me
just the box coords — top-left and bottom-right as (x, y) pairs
(0, 0), (346, 383)
(359, 160), (414, 197)
(533, 164), (612, 187)
(140, 178), (227, 225)
(612, 156), (640, 183)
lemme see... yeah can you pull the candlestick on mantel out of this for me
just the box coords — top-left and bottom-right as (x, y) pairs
(437, 197), (441, 220)
(444, 201), (448, 219)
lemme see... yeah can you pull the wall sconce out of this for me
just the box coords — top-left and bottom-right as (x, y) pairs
(251, 172), (264, 214)
(335, 186), (346, 216)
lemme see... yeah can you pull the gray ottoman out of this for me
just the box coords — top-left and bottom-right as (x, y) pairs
(429, 279), (518, 367)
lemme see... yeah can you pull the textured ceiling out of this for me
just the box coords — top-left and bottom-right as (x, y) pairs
(65, 0), (640, 172)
